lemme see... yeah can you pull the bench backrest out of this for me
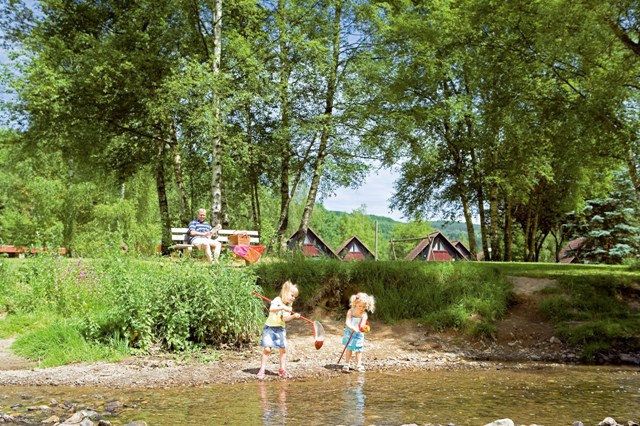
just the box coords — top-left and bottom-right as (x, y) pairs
(171, 228), (260, 244)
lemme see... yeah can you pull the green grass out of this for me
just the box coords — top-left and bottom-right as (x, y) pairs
(11, 319), (129, 367)
(0, 310), (55, 338)
(536, 271), (640, 361)
(255, 259), (512, 338)
(490, 261), (636, 280)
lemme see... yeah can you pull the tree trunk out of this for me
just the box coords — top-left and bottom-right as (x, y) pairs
(62, 158), (76, 256)
(246, 106), (261, 229)
(626, 145), (640, 202)
(534, 230), (548, 262)
(168, 119), (190, 225)
(477, 191), (488, 260)
(465, 133), (479, 259)
(488, 183), (500, 261)
(524, 193), (541, 262)
(296, 0), (341, 243)
(155, 134), (172, 255)
(268, 0), (294, 256)
(209, 0), (223, 227)
(503, 194), (513, 261)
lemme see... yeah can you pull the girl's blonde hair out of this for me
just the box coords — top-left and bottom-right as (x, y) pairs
(349, 292), (375, 313)
(279, 280), (299, 302)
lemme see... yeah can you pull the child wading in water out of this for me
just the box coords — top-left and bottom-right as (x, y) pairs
(342, 292), (375, 373)
(257, 281), (300, 379)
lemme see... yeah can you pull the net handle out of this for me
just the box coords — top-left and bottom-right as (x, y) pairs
(251, 291), (313, 324)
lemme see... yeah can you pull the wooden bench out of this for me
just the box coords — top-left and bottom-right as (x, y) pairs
(0, 245), (67, 258)
(170, 228), (260, 255)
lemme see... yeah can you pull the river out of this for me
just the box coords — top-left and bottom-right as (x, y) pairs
(2, 364), (639, 425)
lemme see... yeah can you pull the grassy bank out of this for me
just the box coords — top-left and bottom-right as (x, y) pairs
(1, 255), (639, 366)
(486, 262), (640, 360)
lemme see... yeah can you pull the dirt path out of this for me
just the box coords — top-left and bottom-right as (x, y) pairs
(0, 277), (573, 388)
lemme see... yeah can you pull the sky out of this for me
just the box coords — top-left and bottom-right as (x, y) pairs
(321, 166), (407, 222)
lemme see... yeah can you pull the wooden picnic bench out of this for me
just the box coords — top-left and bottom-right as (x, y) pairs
(170, 227), (263, 265)
(0, 245), (67, 258)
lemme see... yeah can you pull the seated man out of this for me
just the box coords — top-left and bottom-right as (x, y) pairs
(188, 208), (222, 264)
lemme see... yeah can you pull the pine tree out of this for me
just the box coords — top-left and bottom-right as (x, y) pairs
(574, 173), (640, 264)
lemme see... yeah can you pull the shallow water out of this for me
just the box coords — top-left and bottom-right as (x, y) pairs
(1, 364), (639, 425)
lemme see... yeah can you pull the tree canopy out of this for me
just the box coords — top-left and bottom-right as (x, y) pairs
(1, 0), (638, 263)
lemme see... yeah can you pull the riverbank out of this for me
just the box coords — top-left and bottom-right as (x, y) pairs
(0, 316), (568, 388)
(0, 276), (635, 388)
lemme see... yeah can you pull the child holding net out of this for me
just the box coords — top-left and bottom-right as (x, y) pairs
(341, 292), (375, 373)
(257, 281), (301, 379)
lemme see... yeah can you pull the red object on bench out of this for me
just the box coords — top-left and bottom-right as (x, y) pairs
(229, 245), (265, 263)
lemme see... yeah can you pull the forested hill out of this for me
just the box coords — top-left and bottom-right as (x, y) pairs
(323, 209), (479, 246)
(429, 221), (481, 245)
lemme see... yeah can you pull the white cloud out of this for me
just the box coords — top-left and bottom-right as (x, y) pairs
(322, 167), (406, 222)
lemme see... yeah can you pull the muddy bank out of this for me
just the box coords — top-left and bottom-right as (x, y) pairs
(0, 317), (576, 388)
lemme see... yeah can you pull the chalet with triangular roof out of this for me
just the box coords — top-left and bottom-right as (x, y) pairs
(287, 227), (339, 259)
(452, 240), (472, 260)
(405, 231), (467, 261)
(336, 236), (375, 261)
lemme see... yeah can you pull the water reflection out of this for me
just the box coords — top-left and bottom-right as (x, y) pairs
(259, 380), (288, 425)
(342, 374), (366, 425)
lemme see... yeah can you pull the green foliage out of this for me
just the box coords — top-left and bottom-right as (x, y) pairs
(538, 274), (640, 361)
(3, 255), (639, 366)
(565, 172), (640, 264)
(0, 310), (55, 339)
(1, 255), (265, 361)
(255, 260), (512, 338)
(83, 258), (264, 351)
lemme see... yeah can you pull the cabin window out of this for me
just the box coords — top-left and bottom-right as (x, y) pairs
(350, 245), (360, 253)
(304, 235), (312, 244)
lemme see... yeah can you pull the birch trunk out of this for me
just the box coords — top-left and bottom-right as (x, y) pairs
(296, 0), (341, 242)
(168, 119), (190, 224)
(209, 0), (223, 226)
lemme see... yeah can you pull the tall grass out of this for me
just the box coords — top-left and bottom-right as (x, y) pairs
(538, 274), (640, 360)
(255, 259), (512, 337)
(1, 253), (265, 365)
(12, 320), (129, 367)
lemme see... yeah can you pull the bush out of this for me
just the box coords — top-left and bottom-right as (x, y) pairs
(1, 254), (266, 358)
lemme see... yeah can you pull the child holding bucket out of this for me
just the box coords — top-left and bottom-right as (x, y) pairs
(257, 281), (300, 379)
(341, 292), (375, 372)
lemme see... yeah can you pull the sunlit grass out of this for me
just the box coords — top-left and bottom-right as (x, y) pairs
(11, 319), (129, 367)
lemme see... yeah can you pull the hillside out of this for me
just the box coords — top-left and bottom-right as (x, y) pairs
(324, 208), (480, 247)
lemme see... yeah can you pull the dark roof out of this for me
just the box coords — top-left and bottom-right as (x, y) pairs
(452, 240), (472, 260)
(287, 227), (339, 259)
(336, 236), (375, 261)
(558, 237), (586, 263)
(405, 231), (467, 261)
